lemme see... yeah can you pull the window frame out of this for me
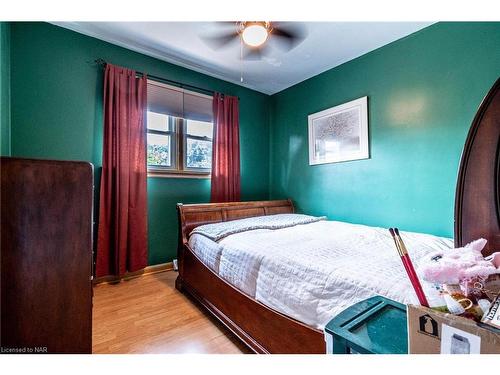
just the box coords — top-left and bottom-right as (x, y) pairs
(147, 115), (213, 179)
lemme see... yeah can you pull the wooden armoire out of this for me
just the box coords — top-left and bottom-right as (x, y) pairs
(1, 157), (93, 353)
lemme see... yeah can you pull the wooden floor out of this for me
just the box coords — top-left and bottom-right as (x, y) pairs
(92, 270), (251, 354)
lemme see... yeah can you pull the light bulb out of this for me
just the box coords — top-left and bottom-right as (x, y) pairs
(242, 24), (268, 48)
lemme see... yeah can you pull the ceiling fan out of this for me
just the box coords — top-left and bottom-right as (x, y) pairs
(201, 21), (307, 61)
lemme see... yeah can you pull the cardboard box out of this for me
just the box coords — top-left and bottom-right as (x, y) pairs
(408, 305), (500, 354)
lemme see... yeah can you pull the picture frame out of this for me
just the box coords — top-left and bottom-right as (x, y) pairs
(308, 96), (369, 165)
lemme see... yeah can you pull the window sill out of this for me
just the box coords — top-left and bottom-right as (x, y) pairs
(147, 169), (211, 179)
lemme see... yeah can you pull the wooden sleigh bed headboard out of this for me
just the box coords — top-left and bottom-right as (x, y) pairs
(177, 199), (294, 246)
(455, 77), (500, 256)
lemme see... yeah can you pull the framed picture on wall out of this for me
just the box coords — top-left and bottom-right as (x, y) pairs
(308, 96), (369, 165)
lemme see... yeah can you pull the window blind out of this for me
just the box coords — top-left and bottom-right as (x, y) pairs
(147, 80), (213, 123)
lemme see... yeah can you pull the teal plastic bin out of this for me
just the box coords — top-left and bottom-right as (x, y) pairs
(324, 296), (408, 354)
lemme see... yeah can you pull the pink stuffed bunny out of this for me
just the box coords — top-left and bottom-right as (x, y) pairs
(488, 252), (500, 268)
(420, 239), (499, 284)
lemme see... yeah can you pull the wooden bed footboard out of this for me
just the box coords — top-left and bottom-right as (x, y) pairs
(454, 77), (500, 256)
(176, 199), (326, 354)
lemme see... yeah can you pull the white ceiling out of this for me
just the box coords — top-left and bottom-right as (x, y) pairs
(53, 22), (433, 95)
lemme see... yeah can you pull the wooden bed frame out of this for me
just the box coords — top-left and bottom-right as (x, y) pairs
(455, 77), (500, 256)
(176, 77), (500, 354)
(176, 199), (325, 353)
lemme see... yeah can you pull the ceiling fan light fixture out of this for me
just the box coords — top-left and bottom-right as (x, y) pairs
(241, 23), (269, 48)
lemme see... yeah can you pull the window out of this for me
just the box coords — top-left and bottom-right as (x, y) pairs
(147, 112), (174, 168)
(146, 80), (213, 177)
(185, 119), (213, 169)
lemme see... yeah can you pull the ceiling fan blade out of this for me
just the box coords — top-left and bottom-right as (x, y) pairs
(242, 43), (273, 61)
(270, 23), (307, 51)
(200, 30), (239, 50)
(242, 47), (262, 61)
(216, 21), (240, 29)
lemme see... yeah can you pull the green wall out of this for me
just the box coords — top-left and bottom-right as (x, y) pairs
(0, 22), (10, 156)
(9, 22), (270, 265)
(269, 22), (500, 238)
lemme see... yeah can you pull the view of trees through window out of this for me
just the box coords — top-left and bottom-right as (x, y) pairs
(185, 119), (213, 169)
(146, 112), (172, 167)
(186, 139), (212, 169)
(147, 141), (170, 167)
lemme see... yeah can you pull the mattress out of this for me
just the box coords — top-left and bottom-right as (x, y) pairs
(188, 217), (453, 330)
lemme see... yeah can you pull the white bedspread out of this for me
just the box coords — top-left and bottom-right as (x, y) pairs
(188, 219), (453, 329)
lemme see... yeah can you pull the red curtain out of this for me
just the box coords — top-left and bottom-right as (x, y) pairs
(211, 93), (241, 203)
(96, 64), (148, 277)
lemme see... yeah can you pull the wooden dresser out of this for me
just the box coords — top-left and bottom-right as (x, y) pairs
(1, 157), (93, 354)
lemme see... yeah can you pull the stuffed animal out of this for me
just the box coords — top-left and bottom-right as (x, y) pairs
(488, 252), (500, 268)
(420, 239), (499, 285)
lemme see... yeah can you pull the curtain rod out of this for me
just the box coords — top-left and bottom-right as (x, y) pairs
(94, 58), (239, 100)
